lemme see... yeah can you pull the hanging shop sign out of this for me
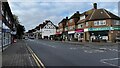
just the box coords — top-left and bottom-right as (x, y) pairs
(75, 29), (84, 33)
(68, 31), (75, 34)
(88, 27), (112, 31)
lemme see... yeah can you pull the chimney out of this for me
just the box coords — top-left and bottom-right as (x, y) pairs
(93, 3), (97, 9)
(66, 17), (68, 19)
(76, 11), (79, 14)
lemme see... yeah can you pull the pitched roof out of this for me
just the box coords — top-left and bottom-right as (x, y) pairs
(41, 20), (57, 29)
(86, 9), (120, 21)
(77, 9), (94, 23)
(69, 11), (81, 19)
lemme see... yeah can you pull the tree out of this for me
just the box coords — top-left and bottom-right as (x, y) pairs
(16, 24), (25, 39)
(13, 14), (25, 39)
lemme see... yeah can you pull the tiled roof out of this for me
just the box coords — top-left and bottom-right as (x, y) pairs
(69, 11), (81, 19)
(41, 20), (57, 29)
(87, 9), (120, 21)
(77, 9), (94, 24)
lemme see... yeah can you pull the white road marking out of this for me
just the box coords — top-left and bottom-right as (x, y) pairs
(108, 48), (119, 52)
(84, 49), (105, 53)
(70, 48), (77, 50)
(100, 58), (119, 67)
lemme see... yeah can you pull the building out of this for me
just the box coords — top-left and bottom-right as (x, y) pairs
(1, 1), (16, 51)
(83, 3), (120, 42)
(76, 6), (94, 42)
(0, 1), (2, 49)
(67, 11), (80, 41)
(57, 17), (69, 41)
(41, 20), (57, 39)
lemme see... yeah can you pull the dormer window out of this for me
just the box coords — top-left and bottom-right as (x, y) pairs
(80, 15), (85, 20)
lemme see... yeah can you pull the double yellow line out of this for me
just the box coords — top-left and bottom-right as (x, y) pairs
(27, 45), (45, 68)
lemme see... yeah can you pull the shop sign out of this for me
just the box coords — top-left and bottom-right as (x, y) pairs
(68, 31), (75, 34)
(75, 29), (84, 33)
(84, 28), (88, 32)
(88, 27), (111, 31)
(56, 32), (62, 35)
(113, 26), (120, 30)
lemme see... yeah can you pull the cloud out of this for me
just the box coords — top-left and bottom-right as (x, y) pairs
(8, 0), (120, 2)
(9, 2), (118, 32)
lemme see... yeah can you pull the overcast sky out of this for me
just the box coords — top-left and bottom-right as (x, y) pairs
(8, 1), (119, 32)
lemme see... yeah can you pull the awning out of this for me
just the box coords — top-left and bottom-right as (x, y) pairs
(75, 29), (84, 33)
(56, 32), (62, 35)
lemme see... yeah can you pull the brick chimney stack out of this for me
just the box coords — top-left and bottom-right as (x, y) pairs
(93, 3), (97, 9)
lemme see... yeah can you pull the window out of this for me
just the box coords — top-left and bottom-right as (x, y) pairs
(69, 26), (75, 30)
(65, 27), (68, 31)
(103, 20), (106, 25)
(114, 20), (120, 25)
(78, 24), (83, 28)
(94, 20), (106, 26)
(94, 21), (98, 26)
(69, 19), (73, 23)
(80, 15), (85, 20)
(86, 22), (89, 26)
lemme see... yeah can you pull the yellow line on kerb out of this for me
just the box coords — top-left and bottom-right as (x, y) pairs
(26, 45), (45, 68)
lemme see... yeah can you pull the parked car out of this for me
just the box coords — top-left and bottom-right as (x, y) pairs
(115, 36), (120, 42)
(29, 37), (35, 39)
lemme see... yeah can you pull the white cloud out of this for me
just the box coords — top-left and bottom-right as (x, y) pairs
(8, 0), (120, 2)
(9, 2), (118, 32)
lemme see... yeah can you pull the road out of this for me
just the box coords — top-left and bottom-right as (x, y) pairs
(25, 39), (119, 67)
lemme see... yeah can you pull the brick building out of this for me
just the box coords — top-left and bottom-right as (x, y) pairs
(0, 1), (16, 51)
(83, 3), (120, 42)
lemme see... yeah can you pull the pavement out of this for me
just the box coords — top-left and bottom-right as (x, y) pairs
(2, 40), (37, 68)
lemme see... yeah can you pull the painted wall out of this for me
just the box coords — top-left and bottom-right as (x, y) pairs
(42, 29), (56, 38)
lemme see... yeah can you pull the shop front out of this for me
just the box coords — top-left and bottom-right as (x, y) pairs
(88, 27), (112, 42)
(2, 28), (11, 46)
(68, 31), (75, 41)
(54, 32), (62, 41)
(75, 29), (84, 42)
(62, 31), (68, 41)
